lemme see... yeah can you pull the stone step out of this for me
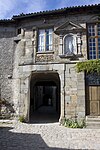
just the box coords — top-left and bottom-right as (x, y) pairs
(86, 116), (100, 122)
(86, 122), (100, 129)
(86, 116), (100, 129)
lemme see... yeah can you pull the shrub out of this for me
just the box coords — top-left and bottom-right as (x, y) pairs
(63, 118), (86, 128)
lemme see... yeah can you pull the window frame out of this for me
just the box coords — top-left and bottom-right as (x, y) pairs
(37, 28), (53, 52)
(87, 23), (100, 59)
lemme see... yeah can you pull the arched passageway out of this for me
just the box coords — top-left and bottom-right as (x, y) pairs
(30, 72), (60, 123)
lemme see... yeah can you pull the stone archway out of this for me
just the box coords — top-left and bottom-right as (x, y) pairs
(19, 64), (65, 122)
(30, 72), (60, 123)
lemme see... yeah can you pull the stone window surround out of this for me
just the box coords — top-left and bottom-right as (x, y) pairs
(63, 33), (77, 55)
(36, 27), (54, 54)
(59, 33), (82, 58)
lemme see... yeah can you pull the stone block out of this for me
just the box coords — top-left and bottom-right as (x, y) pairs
(65, 96), (71, 103)
(70, 89), (77, 95)
(77, 107), (85, 112)
(77, 112), (85, 118)
(77, 96), (85, 105)
(77, 72), (85, 80)
(77, 82), (85, 90)
(53, 64), (64, 71)
(77, 89), (85, 96)
(23, 66), (30, 72)
(71, 95), (77, 101)
(65, 91), (70, 95)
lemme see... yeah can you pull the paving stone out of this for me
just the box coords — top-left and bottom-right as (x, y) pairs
(0, 121), (100, 150)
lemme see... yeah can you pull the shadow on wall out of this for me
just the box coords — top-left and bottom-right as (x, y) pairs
(0, 126), (81, 150)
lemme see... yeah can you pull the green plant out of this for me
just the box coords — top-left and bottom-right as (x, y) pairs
(63, 118), (86, 128)
(76, 59), (100, 73)
(19, 115), (25, 123)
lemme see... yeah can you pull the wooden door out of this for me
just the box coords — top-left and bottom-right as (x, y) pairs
(86, 73), (100, 116)
(89, 86), (100, 115)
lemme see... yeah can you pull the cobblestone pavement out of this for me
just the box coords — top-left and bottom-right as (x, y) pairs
(0, 121), (100, 150)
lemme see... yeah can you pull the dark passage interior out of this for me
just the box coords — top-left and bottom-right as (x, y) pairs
(30, 72), (60, 123)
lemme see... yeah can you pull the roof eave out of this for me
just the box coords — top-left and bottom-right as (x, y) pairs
(12, 4), (100, 20)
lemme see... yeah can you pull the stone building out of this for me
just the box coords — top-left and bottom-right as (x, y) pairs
(0, 4), (100, 122)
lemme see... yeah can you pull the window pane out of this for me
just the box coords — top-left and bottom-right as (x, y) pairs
(93, 55), (96, 59)
(46, 29), (53, 51)
(38, 29), (53, 52)
(88, 25), (95, 36)
(38, 30), (45, 51)
(98, 24), (100, 36)
(88, 24), (99, 60)
(46, 33), (49, 45)
(98, 38), (100, 44)
(89, 37), (96, 59)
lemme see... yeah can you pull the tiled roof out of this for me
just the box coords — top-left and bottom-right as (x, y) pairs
(0, 19), (14, 23)
(0, 3), (100, 22)
(12, 3), (100, 19)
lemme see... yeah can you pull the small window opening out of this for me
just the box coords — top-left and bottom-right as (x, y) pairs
(17, 28), (21, 35)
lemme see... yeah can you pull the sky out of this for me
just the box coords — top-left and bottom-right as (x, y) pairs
(0, 0), (100, 19)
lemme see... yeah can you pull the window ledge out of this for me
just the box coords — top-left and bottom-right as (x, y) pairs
(59, 53), (83, 58)
(36, 51), (54, 54)
(76, 53), (83, 57)
(59, 54), (75, 58)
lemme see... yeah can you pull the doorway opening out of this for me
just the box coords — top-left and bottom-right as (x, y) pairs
(30, 72), (60, 123)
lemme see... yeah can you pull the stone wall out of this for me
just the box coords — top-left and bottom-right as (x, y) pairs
(17, 63), (85, 121)
(0, 11), (97, 120)
(0, 99), (15, 119)
(0, 26), (16, 118)
(0, 28), (15, 102)
(17, 13), (96, 65)
(65, 63), (85, 121)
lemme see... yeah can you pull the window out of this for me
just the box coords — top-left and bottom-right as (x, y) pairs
(17, 28), (21, 35)
(38, 29), (53, 52)
(64, 34), (76, 55)
(88, 23), (100, 59)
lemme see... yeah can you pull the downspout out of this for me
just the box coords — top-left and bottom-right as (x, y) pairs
(64, 63), (66, 118)
(19, 78), (21, 118)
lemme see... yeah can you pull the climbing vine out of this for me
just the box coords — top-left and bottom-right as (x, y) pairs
(76, 59), (100, 73)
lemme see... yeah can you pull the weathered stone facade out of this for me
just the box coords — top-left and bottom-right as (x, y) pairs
(0, 4), (100, 121)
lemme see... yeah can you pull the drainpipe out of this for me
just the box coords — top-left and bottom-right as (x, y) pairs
(19, 78), (21, 118)
(64, 63), (66, 118)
